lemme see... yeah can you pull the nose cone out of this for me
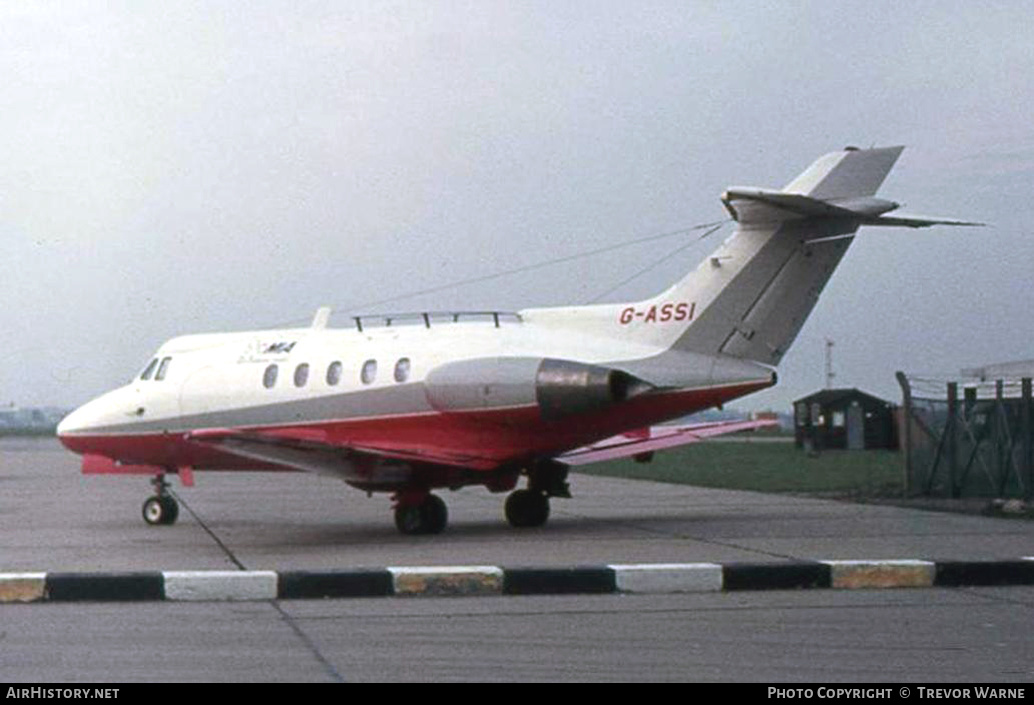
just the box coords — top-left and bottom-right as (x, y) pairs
(58, 395), (108, 435)
(57, 387), (137, 453)
(57, 397), (104, 452)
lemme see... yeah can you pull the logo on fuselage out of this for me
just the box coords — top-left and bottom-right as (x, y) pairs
(618, 302), (695, 325)
(237, 340), (298, 363)
(262, 342), (297, 354)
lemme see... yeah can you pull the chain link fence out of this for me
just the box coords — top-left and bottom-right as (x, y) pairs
(896, 373), (1033, 499)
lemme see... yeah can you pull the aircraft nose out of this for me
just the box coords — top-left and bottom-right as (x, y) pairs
(56, 398), (104, 452)
(56, 403), (90, 438)
(56, 390), (127, 452)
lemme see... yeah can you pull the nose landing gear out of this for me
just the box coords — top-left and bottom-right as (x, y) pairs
(142, 473), (179, 526)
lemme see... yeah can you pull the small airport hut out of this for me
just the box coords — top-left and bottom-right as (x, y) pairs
(794, 388), (899, 451)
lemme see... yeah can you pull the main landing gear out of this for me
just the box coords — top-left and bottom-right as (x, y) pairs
(142, 473), (179, 526)
(393, 492), (448, 535)
(388, 461), (571, 535)
(504, 489), (550, 528)
(503, 460), (570, 529)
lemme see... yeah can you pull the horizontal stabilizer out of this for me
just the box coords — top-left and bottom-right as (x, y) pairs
(857, 214), (985, 229)
(721, 188), (983, 228)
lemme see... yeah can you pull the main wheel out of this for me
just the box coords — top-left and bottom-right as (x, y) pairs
(394, 494), (448, 535)
(421, 494), (448, 534)
(142, 495), (179, 526)
(505, 489), (550, 528)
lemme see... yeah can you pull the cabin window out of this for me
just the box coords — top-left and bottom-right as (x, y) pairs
(140, 358), (159, 381)
(263, 364), (278, 389)
(361, 359), (377, 385)
(326, 361), (342, 386)
(155, 357), (172, 381)
(394, 357), (411, 383)
(294, 363), (310, 388)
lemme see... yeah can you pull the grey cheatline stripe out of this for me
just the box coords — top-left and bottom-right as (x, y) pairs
(66, 381), (433, 436)
(4, 560), (1034, 603)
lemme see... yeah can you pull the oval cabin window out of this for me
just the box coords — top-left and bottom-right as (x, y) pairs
(394, 357), (411, 383)
(326, 361), (342, 386)
(361, 359), (377, 385)
(263, 364), (278, 389)
(294, 363), (309, 388)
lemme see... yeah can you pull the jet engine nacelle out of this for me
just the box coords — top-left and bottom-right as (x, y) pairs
(424, 357), (652, 421)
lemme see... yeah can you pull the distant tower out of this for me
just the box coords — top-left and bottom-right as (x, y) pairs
(825, 338), (835, 389)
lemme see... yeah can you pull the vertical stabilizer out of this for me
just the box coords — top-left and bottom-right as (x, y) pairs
(657, 146), (904, 365)
(523, 146), (917, 372)
(783, 146), (903, 198)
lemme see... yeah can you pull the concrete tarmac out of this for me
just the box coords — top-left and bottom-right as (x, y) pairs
(2, 589), (1033, 682)
(2, 437), (1033, 682)
(3, 438), (1034, 572)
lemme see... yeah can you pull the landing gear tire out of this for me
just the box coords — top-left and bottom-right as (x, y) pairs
(142, 495), (179, 526)
(505, 489), (550, 528)
(394, 494), (448, 535)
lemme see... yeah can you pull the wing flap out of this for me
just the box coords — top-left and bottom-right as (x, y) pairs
(557, 419), (777, 466)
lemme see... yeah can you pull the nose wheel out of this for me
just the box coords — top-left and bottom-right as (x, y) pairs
(142, 474), (179, 526)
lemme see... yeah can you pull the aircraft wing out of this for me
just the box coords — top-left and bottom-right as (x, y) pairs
(556, 418), (778, 466)
(185, 427), (499, 480)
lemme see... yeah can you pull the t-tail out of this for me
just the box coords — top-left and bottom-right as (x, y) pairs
(527, 146), (978, 373)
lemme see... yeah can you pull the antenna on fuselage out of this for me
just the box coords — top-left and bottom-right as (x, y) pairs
(311, 306), (332, 330)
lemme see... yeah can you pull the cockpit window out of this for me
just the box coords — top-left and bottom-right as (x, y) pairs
(155, 357), (172, 381)
(140, 358), (159, 381)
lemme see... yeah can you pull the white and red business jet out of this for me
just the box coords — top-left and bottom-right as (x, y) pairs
(57, 147), (976, 534)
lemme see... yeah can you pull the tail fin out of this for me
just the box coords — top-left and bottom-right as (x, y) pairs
(524, 146), (966, 372)
(782, 145), (903, 198)
(659, 146), (905, 365)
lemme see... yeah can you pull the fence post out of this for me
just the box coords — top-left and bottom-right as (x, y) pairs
(895, 372), (912, 496)
(947, 382), (958, 498)
(1024, 378), (1032, 502)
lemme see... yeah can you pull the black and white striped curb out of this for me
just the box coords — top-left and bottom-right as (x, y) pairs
(2, 559), (1033, 603)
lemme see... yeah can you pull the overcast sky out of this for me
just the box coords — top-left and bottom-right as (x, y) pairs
(2, 1), (1032, 412)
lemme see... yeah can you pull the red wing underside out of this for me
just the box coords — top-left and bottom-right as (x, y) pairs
(87, 417), (776, 480)
(187, 417), (777, 474)
(183, 428), (493, 478)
